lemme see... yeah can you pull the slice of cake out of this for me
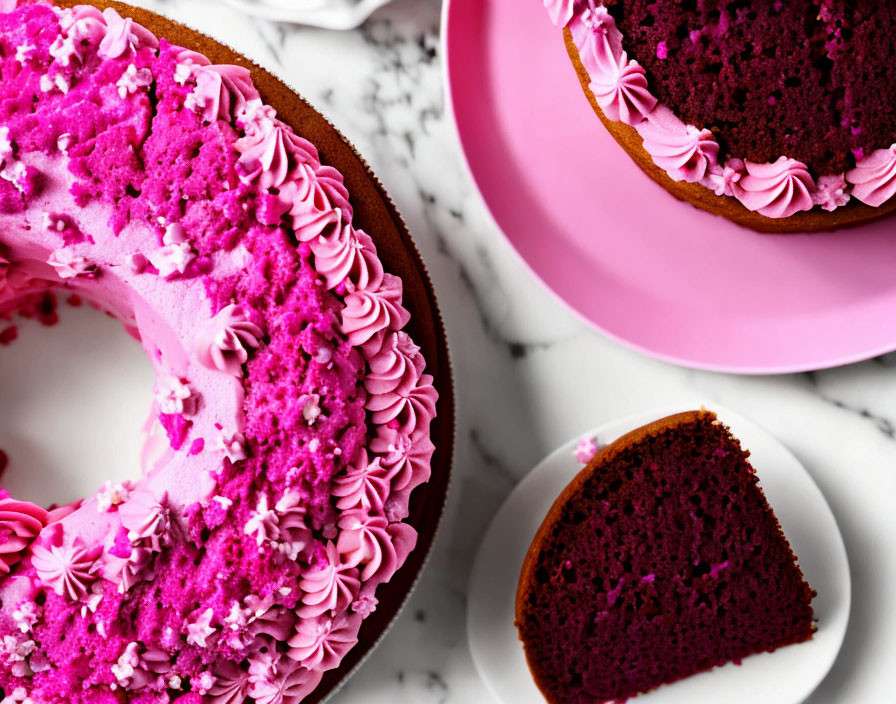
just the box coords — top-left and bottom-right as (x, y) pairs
(516, 410), (815, 703)
(544, 1), (896, 232)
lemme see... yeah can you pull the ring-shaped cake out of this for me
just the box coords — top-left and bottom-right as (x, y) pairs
(0, 2), (454, 702)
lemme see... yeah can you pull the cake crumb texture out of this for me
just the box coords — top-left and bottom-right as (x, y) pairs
(516, 412), (815, 703)
(604, 0), (896, 173)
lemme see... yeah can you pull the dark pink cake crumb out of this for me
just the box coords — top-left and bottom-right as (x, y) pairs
(604, 0), (896, 172)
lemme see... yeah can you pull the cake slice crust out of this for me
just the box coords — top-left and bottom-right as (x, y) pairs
(516, 410), (815, 703)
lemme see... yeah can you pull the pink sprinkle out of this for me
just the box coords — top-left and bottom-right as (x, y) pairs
(159, 413), (192, 451)
(109, 525), (132, 559)
(574, 436), (600, 465)
(767, 96), (776, 106)
(656, 41), (668, 60)
(710, 561), (730, 579)
(852, 147), (865, 161)
(188, 438), (205, 456)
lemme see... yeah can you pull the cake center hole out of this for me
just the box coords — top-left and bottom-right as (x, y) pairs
(0, 301), (153, 507)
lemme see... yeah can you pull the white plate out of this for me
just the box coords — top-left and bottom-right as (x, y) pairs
(467, 405), (850, 704)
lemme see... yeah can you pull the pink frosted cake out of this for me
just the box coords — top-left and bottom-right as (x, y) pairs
(0, 2), (452, 702)
(544, 0), (896, 232)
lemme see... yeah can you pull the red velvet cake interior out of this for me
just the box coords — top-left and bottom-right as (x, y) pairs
(604, 0), (895, 173)
(516, 410), (815, 703)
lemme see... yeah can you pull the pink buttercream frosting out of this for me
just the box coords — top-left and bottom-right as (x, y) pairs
(276, 494), (313, 561)
(574, 9), (656, 127)
(292, 204), (342, 243)
(544, 0), (575, 27)
(813, 174), (851, 212)
(287, 613), (361, 671)
(194, 303), (264, 376)
(701, 159), (744, 197)
(590, 54), (656, 126)
(340, 273), (411, 347)
(248, 603), (297, 642)
(278, 162), (353, 221)
(235, 103), (320, 190)
(0, 496), (48, 574)
(336, 509), (399, 582)
(106, 543), (155, 593)
(0, 2), (440, 701)
(247, 658), (322, 704)
(555, 1), (896, 217)
(208, 660), (250, 704)
(188, 63), (259, 124)
(31, 524), (101, 600)
(845, 145), (896, 207)
(298, 542), (360, 618)
(332, 452), (391, 513)
(636, 106), (719, 183)
(57, 7), (107, 57)
(364, 331), (424, 396)
(118, 489), (171, 549)
(96, 8), (158, 60)
(732, 157), (816, 219)
(370, 424), (435, 494)
(292, 205), (384, 294)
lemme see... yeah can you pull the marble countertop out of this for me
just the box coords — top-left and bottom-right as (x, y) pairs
(27, 0), (896, 701)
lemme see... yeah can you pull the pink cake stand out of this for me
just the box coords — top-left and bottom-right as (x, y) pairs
(443, 0), (896, 374)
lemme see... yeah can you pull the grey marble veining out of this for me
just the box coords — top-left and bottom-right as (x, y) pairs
(69, 1), (896, 701)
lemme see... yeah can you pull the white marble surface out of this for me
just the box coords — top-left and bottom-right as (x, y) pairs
(9, 0), (896, 702)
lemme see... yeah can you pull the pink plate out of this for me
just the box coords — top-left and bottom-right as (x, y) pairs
(443, 0), (896, 374)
